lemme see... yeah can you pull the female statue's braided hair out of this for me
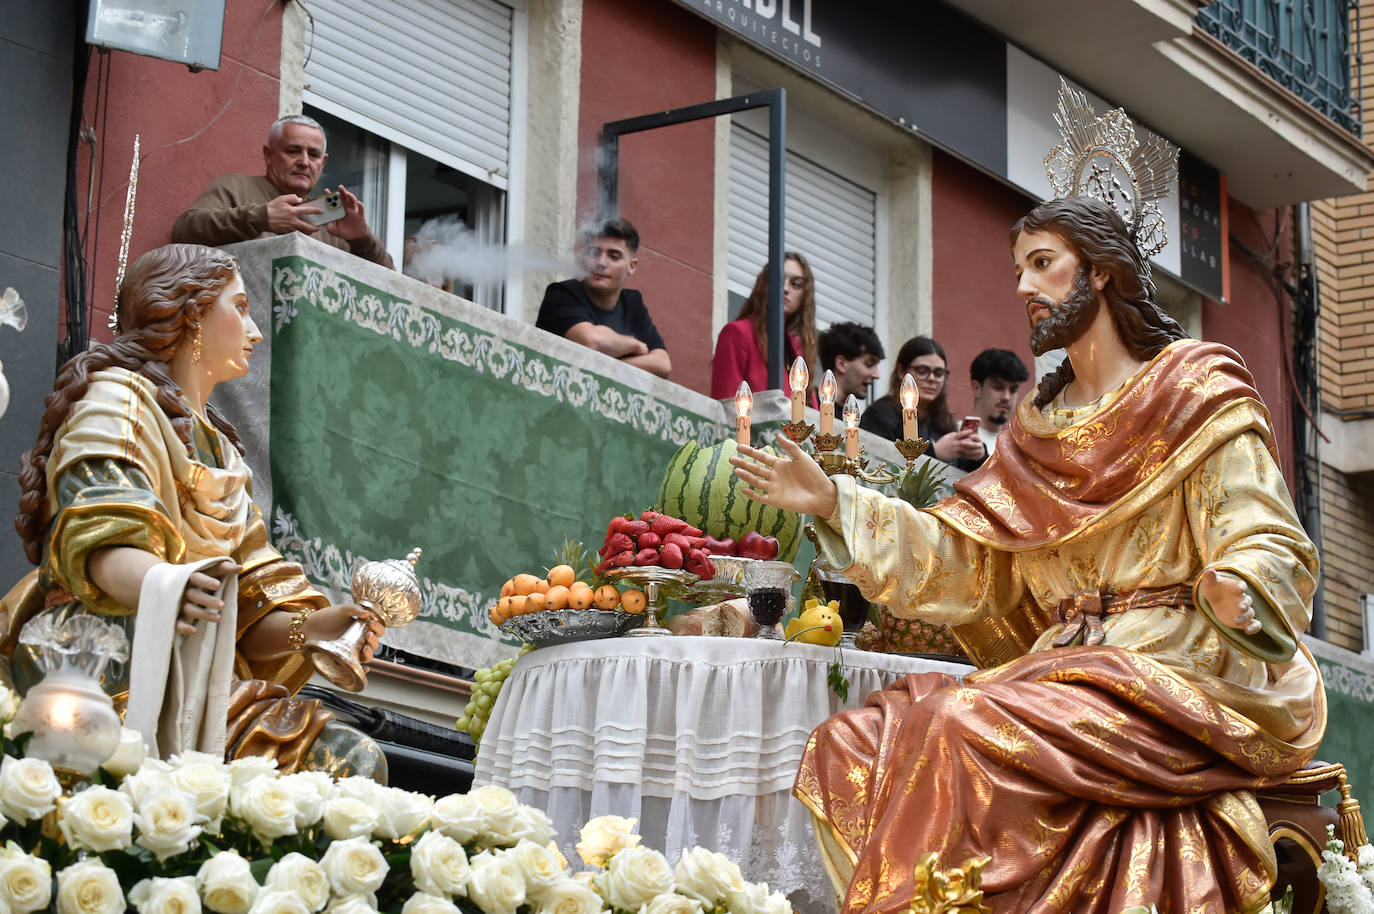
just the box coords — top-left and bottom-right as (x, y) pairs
(16, 244), (247, 565)
(1010, 197), (1188, 408)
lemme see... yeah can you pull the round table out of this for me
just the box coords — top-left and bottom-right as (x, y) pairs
(472, 635), (969, 911)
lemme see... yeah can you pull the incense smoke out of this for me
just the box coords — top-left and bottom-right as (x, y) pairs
(404, 217), (575, 287)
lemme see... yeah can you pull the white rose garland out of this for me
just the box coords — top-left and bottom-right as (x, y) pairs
(410, 831), (471, 898)
(0, 847), (51, 914)
(594, 846), (674, 912)
(128, 876), (202, 914)
(0, 757), (61, 824)
(466, 850), (526, 914)
(263, 853), (330, 913)
(57, 786), (133, 853)
(55, 860), (123, 914)
(320, 837), (388, 897)
(196, 850), (259, 914)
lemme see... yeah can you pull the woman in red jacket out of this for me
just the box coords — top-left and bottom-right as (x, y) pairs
(710, 253), (818, 400)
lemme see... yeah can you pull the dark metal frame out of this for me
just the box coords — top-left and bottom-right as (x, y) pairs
(600, 89), (789, 390)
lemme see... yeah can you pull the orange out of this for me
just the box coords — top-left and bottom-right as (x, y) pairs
(524, 592), (547, 614)
(568, 581), (594, 609)
(500, 579), (515, 598)
(547, 564), (576, 589)
(507, 595), (527, 616)
(593, 585), (620, 610)
(512, 573), (541, 596)
(488, 604), (501, 625)
(533, 578), (550, 594)
(620, 589), (646, 614)
(545, 585), (570, 610)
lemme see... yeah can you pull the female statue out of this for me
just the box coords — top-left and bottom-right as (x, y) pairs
(4, 243), (386, 777)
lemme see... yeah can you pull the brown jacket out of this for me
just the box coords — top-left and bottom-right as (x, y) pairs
(171, 173), (394, 269)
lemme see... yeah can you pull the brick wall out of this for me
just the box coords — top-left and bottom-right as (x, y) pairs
(1306, 2), (1374, 650)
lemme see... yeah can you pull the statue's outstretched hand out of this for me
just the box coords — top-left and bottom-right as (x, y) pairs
(1199, 568), (1261, 635)
(305, 604), (387, 663)
(730, 433), (839, 518)
(178, 559), (240, 635)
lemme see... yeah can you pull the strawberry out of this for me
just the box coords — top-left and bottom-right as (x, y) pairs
(599, 532), (634, 557)
(660, 542), (684, 569)
(606, 514), (633, 539)
(637, 531), (662, 549)
(633, 547), (661, 567)
(596, 549), (637, 573)
(687, 536), (707, 550)
(663, 532), (693, 552)
(650, 514), (690, 536)
(640, 509), (659, 522)
(622, 520), (651, 536)
(683, 524), (703, 537)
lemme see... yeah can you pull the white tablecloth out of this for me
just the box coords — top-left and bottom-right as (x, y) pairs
(472, 635), (969, 911)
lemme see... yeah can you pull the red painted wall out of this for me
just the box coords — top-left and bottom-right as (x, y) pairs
(577, 0), (718, 394)
(930, 150), (1038, 415)
(1204, 201), (1296, 487)
(76, 0), (283, 340)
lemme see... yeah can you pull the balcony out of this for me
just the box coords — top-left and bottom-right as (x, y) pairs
(1197, 0), (1361, 136)
(940, 0), (1374, 207)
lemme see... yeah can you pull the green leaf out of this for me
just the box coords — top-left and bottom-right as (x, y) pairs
(827, 660), (850, 702)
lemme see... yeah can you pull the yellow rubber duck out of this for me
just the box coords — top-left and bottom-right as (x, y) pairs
(784, 598), (843, 647)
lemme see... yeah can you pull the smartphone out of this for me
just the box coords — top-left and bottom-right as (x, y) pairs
(961, 416), (981, 434)
(302, 190), (345, 227)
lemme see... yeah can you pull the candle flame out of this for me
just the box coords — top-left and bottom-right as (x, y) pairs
(50, 695), (78, 729)
(843, 394), (861, 427)
(900, 373), (918, 409)
(819, 370), (837, 405)
(736, 381), (753, 416)
(789, 357), (810, 395)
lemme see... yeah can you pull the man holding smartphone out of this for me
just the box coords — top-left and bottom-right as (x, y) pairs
(172, 114), (394, 269)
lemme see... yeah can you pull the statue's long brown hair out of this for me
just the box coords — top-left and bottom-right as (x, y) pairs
(1010, 197), (1188, 408)
(736, 252), (818, 375)
(16, 244), (246, 565)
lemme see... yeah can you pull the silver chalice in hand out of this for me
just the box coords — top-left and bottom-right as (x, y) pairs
(305, 547), (423, 692)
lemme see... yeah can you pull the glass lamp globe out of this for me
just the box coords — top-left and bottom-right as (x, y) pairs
(10, 666), (122, 776)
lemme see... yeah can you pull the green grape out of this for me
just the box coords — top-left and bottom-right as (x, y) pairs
(475, 693), (494, 712)
(456, 715), (469, 730)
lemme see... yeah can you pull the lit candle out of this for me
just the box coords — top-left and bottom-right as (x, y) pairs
(735, 381), (753, 448)
(899, 373), (918, 441)
(788, 357), (809, 423)
(843, 394), (861, 459)
(819, 370), (837, 436)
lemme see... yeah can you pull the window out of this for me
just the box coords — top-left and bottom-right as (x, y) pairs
(302, 0), (524, 310)
(727, 124), (879, 331)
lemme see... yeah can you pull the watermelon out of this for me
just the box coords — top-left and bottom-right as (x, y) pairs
(655, 438), (804, 562)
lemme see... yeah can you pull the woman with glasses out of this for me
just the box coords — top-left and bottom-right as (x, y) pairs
(710, 253), (818, 402)
(860, 336), (985, 471)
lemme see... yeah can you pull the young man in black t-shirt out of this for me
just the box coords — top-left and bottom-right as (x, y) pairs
(535, 218), (671, 379)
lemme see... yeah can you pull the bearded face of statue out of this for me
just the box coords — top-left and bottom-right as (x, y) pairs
(1029, 266), (1099, 356)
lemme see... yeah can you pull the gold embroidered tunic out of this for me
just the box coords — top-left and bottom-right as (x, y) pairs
(796, 341), (1323, 914)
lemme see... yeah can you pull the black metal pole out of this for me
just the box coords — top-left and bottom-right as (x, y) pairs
(599, 89), (788, 389)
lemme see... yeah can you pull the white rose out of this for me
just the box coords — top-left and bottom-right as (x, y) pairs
(264, 854), (329, 913)
(323, 896), (377, 914)
(246, 892), (310, 914)
(0, 850), (51, 913)
(401, 895), (459, 914)
(374, 788), (432, 841)
(231, 777), (298, 841)
(466, 850), (526, 914)
(322, 798), (378, 841)
(170, 753), (232, 830)
(320, 837), (388, 897)
(532, 879), (605, 914)
(430, 794), (483, 844)
(128, 877), (201, 914)
(0, 756), (61, 823)
(55, 860), (123, 914)
(643, 895), (703, 914)
(506, 840), (565, 903)
(102, 728), (148, 779)
(279, 772), (331, 830)
(227, 756), (278, 788)
(0, 685), (18, 727)
(58, 786), (134, 853)
(673, 848), (742, 905)
(119, 759), (176, 808)
(575, 816), (641, 868)
(331, 777), (387, 806)
(467, 785), (524, 846)
(725, 882), (789, 914)
(510, 806), (556, 846)
(135, 788), (207, 861)
(197, 851), (259, 914)
(595, 846), (674, 912)
(410, 831), (470, 898)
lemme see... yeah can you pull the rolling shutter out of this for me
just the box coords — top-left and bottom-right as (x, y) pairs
(303, 0), (513, 189)
(728, 124), (877, 329)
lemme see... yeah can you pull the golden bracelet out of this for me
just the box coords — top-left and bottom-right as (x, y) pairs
(287, 607), (316, 651)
